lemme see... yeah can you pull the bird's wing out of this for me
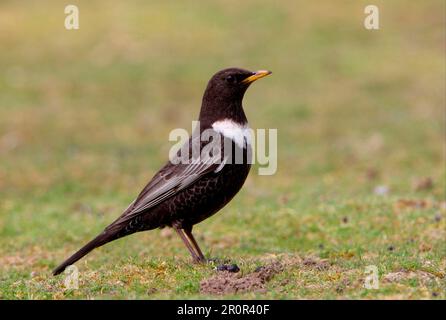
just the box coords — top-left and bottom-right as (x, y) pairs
(110, 136), (223, 225)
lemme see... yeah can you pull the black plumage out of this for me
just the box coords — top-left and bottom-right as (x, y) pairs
(53, 67), (271, 275)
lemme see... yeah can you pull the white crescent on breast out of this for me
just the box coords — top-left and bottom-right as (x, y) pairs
(211, 119), (251, 149)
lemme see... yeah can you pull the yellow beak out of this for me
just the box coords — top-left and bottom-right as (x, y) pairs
(242, 70), (272, 84)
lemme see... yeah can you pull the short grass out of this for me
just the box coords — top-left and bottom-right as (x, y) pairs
(0, 0), (445, 299)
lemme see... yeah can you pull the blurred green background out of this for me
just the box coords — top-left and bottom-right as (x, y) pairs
(0, 0), (444, 299)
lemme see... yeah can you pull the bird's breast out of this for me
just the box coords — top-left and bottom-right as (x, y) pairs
(211, 119), (251, 149)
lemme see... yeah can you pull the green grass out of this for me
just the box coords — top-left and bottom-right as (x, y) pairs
(0, 0), (445, 299)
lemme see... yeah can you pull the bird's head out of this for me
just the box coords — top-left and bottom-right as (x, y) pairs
(200, 68), (272, 126)
(205, 68), (272, 100)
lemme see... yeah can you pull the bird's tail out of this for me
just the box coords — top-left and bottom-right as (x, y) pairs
(52, 231), (115, 276)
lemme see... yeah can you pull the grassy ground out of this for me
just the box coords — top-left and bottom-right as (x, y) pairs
(0, 0), (445, 299)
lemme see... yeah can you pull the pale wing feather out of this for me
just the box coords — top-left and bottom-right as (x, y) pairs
(131, 160), (215, 214)
(110, 132), (224, 225)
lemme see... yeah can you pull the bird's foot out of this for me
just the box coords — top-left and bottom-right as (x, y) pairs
(194, 257), (239, 272)
(205, 257), (230, 265)
(216, 263), (240, 273)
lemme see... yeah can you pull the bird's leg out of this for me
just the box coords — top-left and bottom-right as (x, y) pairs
(173, 227), (201, 263)
(183, 226), (206, 263)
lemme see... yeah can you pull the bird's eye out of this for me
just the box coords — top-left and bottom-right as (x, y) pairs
(225, 75), (237, 84)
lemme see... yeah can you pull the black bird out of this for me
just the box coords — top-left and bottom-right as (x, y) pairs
(53, 68), (272, 275)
